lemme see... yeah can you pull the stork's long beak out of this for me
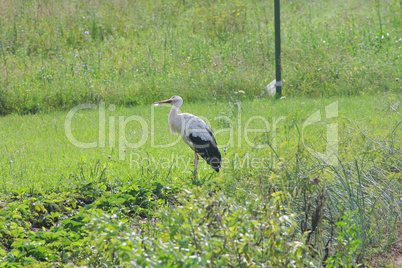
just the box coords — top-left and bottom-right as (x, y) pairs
(153, 99), (172, 105)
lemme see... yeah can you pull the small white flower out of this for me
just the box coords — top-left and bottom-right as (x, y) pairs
(238, 90), (245, 94)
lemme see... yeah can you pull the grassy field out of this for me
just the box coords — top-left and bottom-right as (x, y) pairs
(0, 0), (400, 115)
(0, 0), (401, 266)
(1, 93), (401, 266)
(0, 94), (399, 191)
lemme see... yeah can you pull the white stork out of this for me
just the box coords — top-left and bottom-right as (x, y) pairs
(154, 96), (222, 178)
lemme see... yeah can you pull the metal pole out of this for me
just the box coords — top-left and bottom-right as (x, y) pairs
(274, 0), (282, 98)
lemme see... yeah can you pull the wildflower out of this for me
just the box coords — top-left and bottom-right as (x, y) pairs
(85, 31), (89, 34)
(237, 13), (240, 16)
(234, 102), (238, 105)
(223, 147), (227, 152)
(75, 54), (78, 58)
(108, 155), (111, 159)
(238, 90), (245, 94)
(83, 64), (86, 67)
(323, 40), (326, 43)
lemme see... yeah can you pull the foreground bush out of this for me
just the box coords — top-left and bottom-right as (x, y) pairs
(89, 190), (312, 267)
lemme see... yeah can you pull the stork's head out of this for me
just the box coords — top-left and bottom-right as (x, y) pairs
(154, 96), (183, 107)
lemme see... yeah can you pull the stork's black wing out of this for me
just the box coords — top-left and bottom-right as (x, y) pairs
(188, 129), (221, 172)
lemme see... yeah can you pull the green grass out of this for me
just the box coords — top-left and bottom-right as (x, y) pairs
(0, 0), (400, 115)
(0, 94), (398, 191)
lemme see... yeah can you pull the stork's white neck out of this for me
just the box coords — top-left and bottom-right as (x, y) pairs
(168, 101), (183, 134)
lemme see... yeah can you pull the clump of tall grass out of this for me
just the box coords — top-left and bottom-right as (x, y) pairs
(274, 100), (401, 265)
(214, 94), (401, 265)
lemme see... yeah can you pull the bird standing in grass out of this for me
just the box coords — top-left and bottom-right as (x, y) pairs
(154, 96), (221, 179)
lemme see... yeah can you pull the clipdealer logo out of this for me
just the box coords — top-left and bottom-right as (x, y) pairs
(302, 101), (339, 166)
(64, 101), (339, 166)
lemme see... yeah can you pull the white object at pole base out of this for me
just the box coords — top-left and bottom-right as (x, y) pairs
(265, 80), (276, 97)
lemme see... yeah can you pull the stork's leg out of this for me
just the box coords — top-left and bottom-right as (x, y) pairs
(194, 151), (199, 180)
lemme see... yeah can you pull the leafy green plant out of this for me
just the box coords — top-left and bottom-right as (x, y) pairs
(0, 170), (180, 266)
(326, 210), (363, 268)
(88, 190), (313, 267)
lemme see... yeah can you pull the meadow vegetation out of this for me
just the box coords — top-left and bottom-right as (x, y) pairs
(1, 94), (401, 266)
(0, 0), (401, 267)
(0, 0), (400, 115)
